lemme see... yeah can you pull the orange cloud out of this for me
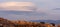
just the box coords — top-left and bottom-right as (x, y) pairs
(0, 2), (36, 11)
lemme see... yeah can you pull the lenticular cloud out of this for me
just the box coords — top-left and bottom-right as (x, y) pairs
(0, 2), (36, 11)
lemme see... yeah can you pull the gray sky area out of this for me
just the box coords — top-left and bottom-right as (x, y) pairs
(0, 0), (60, 20)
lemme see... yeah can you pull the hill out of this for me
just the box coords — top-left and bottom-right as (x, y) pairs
(30, 20), (60, 24)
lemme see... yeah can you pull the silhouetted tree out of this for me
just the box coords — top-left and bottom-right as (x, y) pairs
(50, 23), (55, 26)
(40, 22), (45, 24)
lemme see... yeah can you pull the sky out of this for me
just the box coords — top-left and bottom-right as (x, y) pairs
(0, 0), (60, 20)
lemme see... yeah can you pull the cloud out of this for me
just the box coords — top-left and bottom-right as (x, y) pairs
(53, 8), (60, 10)
(0, 2), (36, 11)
